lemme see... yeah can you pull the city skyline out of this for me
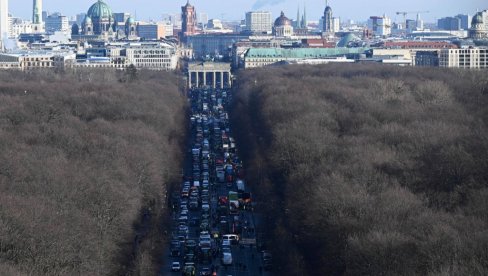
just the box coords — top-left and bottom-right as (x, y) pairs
(7, 0), (487, 23)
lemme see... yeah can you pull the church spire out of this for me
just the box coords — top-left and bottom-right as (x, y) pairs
(297, 4), (301, 28)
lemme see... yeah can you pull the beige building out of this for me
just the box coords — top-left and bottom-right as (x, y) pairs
(0, 51), (75, 70)
(439, 48), (488, 69)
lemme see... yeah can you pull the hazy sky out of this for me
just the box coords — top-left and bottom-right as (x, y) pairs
(9, 0), (487, 23)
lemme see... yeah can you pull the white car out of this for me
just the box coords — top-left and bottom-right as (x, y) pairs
(222, 252), (233, 265)
(171, 261), (181, 272)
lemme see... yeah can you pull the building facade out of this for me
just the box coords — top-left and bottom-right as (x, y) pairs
(137, 23), (166, 40)
(438, 17), (461, 31)
(245, 11), (272, 34)
(273, 12), (293, 37)
(123, 43), (178, 70)
(113, 12), (130, 24)
(368, 16), (391, 36)
(181, 1), (196, 37)
(187, 34), (248, 58)
(243, 47), (367, 68)
(0, 0), (8, 44)
(45, 13), (69, 34)
(82, 0), (115, 36)
(439, 48), (488, 69)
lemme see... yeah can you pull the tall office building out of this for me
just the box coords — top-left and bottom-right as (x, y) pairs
(245, 11), (272, 34)
(368, 16), (392, 36)
(0, 0), (8, 44)
(113, 12), (130, 24)
(437, 17), (461, 31)
(456, 14), (471, 30)
(45, 13), (69, 34)
(32, 0), (43, 32)
(198, 13), (208, 26)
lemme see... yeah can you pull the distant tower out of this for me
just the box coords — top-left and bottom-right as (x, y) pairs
(296, 5), (301, 28)
(0, 0), (8, 46)
(323, 0), (333, 33)
(32, 0), (43, 32)
(181, 0), (196, 37)
(301, 3), (307, 29)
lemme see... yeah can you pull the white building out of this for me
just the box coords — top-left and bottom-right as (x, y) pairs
(123, 42), (178, 70)
(439, 48), (488, 69)
(45, 14), (69, 34)
(0, 0), (8, 45)
(332, 17), (340, 32)
(368, 15), (391, 36)
(9, 19), (33, 38)
(245, 11), (272, 34)
(207, 19), (223, 29)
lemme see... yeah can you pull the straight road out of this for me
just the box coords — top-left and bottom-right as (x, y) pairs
(161, 88), (272, 276)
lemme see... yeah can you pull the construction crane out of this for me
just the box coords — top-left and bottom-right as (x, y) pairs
(395, 11), (429, 31)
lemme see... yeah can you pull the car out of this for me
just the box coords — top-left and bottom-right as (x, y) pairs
(199, 237), (212, 248)
(171, 261), (181, 272)
(182, 264), (196, 276)
(184, 253), (196, 263)
(221, 239), (231, 248)
(222, 234), (239, 245)
(199, 267), (212, 276)
(200, 220), (210, 231)
(262, 250), (273, 270)
(201, 204), (210, 212)
(178, 224), (189, 234)
(180, 209), (189, 216)
(221, 252), (233, 265)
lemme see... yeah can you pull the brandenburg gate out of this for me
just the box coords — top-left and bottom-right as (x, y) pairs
(188, 62), (232, 89)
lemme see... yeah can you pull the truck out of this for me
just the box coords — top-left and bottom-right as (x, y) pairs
(228, 191), (239, 210)
(236, 179), (245, 192)
(216, 167), (225, 183)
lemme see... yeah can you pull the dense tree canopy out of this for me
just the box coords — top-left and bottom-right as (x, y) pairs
(231, 64), (488, 275)
(0, 69), (186, 275)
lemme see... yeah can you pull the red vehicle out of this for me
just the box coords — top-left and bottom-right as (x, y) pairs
(219, 196), (228, 205)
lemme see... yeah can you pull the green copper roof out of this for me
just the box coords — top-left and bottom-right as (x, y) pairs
(87, 0), (113, 20)
(245, 47), (368, 58)
(337, 33), (361, 47)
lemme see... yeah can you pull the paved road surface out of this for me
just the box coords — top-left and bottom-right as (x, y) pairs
(160, 88), (272, 276)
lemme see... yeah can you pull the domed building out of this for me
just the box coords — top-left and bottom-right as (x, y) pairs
(469, 11), (488, 40)
(82, 16), (93, 35)
(273, 11), (294, 37)
(125, 17), (137, 38)
(82, 0), (115, 36)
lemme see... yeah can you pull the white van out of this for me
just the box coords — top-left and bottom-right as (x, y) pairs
(222, 234), (239, 245)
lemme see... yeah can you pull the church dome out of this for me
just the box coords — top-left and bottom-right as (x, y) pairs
(126, 17), (135, 25)
(274, 11), (292, 27)
(87, 0), (113, 20)
(83, 16), (92, 24)
(472, 12), (484, 26)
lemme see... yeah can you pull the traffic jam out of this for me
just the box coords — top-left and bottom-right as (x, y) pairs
(165, 88), (272, 276)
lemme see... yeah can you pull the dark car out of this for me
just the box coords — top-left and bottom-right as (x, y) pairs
(199, 267), (212, 276)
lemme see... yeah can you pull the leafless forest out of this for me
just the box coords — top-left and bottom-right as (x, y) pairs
(231, 64), (488, 275)
(0, 69), (186, 275)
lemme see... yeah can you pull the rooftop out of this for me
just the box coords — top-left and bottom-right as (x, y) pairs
(245, 47), (369, 59)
